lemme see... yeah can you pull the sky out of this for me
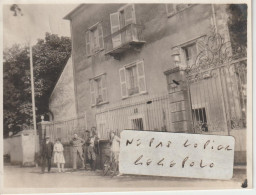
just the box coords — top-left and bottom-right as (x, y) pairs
(3, 4), (78, 48)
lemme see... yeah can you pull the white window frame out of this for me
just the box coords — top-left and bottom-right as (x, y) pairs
(85, 22), (104, 57)
(119, 60), (147, 99)
(173, 35), (206, 68)
(89, 73), (108, 107)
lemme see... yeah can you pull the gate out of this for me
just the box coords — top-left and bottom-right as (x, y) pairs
(186, 33), (247, 135)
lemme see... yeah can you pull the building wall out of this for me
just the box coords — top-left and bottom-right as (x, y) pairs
(49, 57), (77, 121)
(69, 4), (228, 130)
(61, 3), (246, 165)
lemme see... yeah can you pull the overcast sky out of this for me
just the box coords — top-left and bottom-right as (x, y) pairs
(3, 4), (78, 48)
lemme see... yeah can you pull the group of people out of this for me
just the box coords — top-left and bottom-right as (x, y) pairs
(40, 127), (121, 174)
(70, 128), (99, 171)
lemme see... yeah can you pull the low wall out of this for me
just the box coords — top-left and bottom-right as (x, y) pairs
(230, 129), (247, 165)
(3, 138), (12, 155)
(9, 136), (23, 164)
(4, 131), (40, 166)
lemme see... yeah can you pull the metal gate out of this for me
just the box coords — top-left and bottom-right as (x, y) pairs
(186, 33), (247, 135)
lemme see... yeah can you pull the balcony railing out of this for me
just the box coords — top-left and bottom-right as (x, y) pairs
(104, 23), (145, 56)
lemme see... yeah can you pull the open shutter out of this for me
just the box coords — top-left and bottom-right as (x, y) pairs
(101, 75), (107, 102)
(98, 23), (104, 50)
(85, 31), (91, 56)
(124, 4), (136, 25)
(90, 79), (96, 105)
(119, 68), (128, 98)
(136, 60), (147, 93)
(124, 4), (136, 41)
(110, 12), (121, 48)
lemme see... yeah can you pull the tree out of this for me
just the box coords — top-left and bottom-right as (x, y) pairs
(226, 4), (247, 49)
(3, 33), (71, 137)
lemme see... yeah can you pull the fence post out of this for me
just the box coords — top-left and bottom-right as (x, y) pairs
(37, 119), (53, 146)
(164, 67), (193, 133)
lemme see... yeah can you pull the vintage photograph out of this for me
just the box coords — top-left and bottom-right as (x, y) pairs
(1, 0), (251, 193)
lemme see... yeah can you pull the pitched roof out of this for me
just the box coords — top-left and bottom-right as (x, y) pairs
(63, 4), (86, 20)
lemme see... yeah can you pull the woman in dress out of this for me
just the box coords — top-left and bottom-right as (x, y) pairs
(53, 138), (65, 173)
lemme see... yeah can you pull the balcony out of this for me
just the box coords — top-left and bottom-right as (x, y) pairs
(104, 23), (145, 58)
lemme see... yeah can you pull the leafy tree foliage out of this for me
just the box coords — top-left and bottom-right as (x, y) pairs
(227, 4), (247, 48)
(3, 33), (71, 137)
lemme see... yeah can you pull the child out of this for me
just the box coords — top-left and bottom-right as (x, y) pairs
(53, 138), (65, 173)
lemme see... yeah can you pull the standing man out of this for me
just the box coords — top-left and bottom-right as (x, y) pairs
(83, 130), (91, 170)
(87, 127), (99, 171)
(70, 133), (85, 171)
(41, 136), (53, 174)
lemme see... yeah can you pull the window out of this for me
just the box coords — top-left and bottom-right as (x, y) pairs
(110, 4), (136, 48)
(119, 60), (146, 98)
(90, 74), (108, 106)
(126, 66), (139, 95)
(129, 114), (145, 130)
(131, 118), (144, 130)
(85, 22), (104, 57)
(192, 107), (208, 132)
(182, 43), (197, 67)
(166, 4), (192, 17)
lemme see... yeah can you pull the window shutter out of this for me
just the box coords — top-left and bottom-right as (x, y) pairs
(101, 75), (107, 102)
(85, 31), (91, 56)
(166, 4), (175, 16)
(110, 12), (121, 48)
(119, 68), (128, 98)
(90, 80), (96, 105)
(98, 23), (104, 50)
(136, 60), (147, 93)
(124, 4), (136, 25)
(190, 44), (198, 67)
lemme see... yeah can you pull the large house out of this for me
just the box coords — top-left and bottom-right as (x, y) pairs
(45, 4), (247, 167)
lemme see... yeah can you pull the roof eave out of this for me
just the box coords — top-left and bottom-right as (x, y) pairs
(63, 4), (85, 20)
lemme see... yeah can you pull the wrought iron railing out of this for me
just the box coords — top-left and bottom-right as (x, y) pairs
(104, 23), (145, 54)
(185, 32), (247, 134)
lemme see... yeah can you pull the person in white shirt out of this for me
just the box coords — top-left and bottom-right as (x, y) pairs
(110, 131), (121, 176)
(53, 138), (65, 173)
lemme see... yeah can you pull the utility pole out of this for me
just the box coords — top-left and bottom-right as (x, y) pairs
(29, 41), (37, 155)
(10, 4), (38, 164)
